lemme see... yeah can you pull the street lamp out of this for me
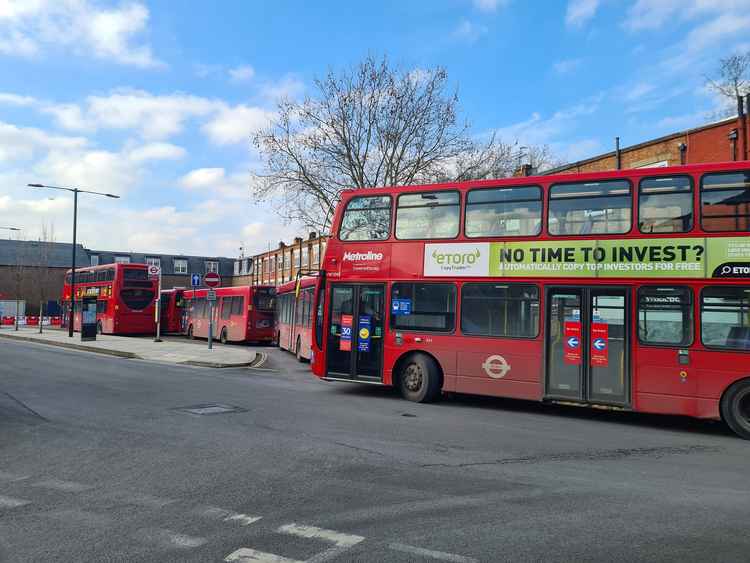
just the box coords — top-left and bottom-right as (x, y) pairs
(27, 183), (120, 337)
(1, 226), (21, 239)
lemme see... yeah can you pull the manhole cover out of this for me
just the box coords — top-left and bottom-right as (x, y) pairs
(174, 403), (247, 416)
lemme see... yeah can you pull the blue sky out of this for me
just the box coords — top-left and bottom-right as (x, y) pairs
(0, 0), (747, 257)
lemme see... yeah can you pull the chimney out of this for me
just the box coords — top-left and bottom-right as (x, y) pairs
(678, 143), (687, 165)
(294, 237), (303, 244)
(308, 231), (317, 240)
(615, 137), (622, 170)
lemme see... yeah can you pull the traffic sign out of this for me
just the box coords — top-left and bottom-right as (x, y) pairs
(206, 290), (217, 301)
(147, 264), (161, 277)
(191, 273), (201, 288)
(204, 272), (221, 288)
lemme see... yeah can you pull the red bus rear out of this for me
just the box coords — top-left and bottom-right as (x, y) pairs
(160, 288), (186, 334)
(276, 277), (317, 360)
(61, 263), (157, 335)
(310, 161), (750, 439)
(183, 285), (276, 344)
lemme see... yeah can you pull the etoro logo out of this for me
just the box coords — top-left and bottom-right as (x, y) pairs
(424, 243), (490, 277)
(343, 251), (383, 261)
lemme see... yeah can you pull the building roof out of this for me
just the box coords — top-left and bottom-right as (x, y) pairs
(545, 115), (739, 175)
(0, 239), (234, 276)
(0, 239), (89, 268)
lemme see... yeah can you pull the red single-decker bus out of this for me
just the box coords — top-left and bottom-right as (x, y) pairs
(183, 285), (276, 344)
(160, 288), (186, 334)
(276, 277), (316, 361)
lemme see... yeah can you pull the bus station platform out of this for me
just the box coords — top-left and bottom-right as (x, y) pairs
(0, 327), (260, 368)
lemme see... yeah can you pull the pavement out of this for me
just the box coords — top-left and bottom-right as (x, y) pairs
(0, 327), (259, 367)
(1, 338), (750, 562)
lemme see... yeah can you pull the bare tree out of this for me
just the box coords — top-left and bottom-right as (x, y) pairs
(706, 52), (750, 103)
(253, 55), (554, 230)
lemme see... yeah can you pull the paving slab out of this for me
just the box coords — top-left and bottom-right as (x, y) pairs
(0, 327), (258, 367)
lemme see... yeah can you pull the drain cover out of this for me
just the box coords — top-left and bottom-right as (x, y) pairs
(175, 403), (247, 415)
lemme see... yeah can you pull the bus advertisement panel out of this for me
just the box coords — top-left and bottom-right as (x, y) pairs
(310, 161), (750, 439)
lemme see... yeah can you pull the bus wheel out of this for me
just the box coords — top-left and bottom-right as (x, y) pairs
(220, 327), (228, 345)
(96, 321), (103, 335)
(399, 353), (441, 403)
(188, 325), (194, 339)
(295, 336), (304, 362)
(721, 379), (750, 440)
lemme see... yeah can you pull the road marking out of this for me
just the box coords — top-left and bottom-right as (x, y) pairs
(199, 506), (262, 526)
(140, 528), (207, 549)
(225, 548), (303, 563)
(0, 470), (29, 482)
(277, 523), (364, 548)
(0, 495), (31, 508)
(32, 478), (92, 493)
(388, 542), (479, 563)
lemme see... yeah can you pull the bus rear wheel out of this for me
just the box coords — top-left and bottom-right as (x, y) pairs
(96, 321), (103, 335)
(296, 336), (304, 362)
(721, 379), (750, 440)
(188, 325), (194, 340)
(398, 353), (441, 403)
(220, 327), (228, 345)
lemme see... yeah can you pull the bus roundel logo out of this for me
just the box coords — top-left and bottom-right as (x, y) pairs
(482, 354), (511, 379)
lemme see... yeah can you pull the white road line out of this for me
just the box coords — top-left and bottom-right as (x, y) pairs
(277, 523), (364, 547)
(200, 506), (262, 526)
(0, 495), (31, 508)
(224, 548), (303, 563)
(388, 542), (479, 563)
(31, 478), (92, 493)
(141, 528), (207, 549)
(0, 471), (29, 482)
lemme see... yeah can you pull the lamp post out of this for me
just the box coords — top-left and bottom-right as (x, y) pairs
(28, 183), (120, 337)
(1, 226), (20, 239)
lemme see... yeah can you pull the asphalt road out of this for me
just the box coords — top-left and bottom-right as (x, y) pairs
(1, 338), (749, 563)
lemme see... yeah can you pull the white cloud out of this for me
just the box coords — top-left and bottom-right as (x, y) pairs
(0, 0), (163, 68)
(452, 20), (488, 43)
(229, 64), (256, 82)
(180, 168), (226, 189)
(128, 142), (186, 162)
(472, 0), (508, 12)
(624, 82), (655, 102)
(0, 121), (87, 163)
(41, 103), (92, 132)
(553, 58), (584, 74)
(0, 92), (36, 106)
(565, 0), (600, 28)
(259, 75), (305, 101)
(202, 105), (274, 145)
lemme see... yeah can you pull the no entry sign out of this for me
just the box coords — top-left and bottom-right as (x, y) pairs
(204, 272), (221, 288)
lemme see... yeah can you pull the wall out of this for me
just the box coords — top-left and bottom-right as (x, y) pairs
(0, 265), (67, 314)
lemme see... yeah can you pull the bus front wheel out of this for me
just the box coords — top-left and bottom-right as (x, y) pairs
(96, 321), (103, 335)
(398, 353), (442, 403)
(296, 336), (304, 362)
(721, 379), (750, 440)
(220, 327), (228, 345)
(188, 325), (194, 340)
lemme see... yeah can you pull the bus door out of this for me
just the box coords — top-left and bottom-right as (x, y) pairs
(545, 287), (630, 406)
(326, 284), (385, 382)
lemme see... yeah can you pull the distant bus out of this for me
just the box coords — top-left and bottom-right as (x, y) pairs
(160, 288), (186, 334)
(61, 263), (157, 335)
(183, 285), (276, 344)
(310, 161), (750, 440)
(276, 277), (317, 361)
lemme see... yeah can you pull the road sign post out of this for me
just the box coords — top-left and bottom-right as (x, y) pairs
(149, 265), (162, 342)
(206, 289), (217, 350)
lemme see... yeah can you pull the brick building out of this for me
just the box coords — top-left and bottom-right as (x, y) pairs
(232, 232), (328, 287)
(545, 103), (750, 175)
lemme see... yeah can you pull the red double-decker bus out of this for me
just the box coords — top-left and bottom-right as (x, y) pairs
(160, 288), (186, 334)
(276, 277), (316, 361)
(62, 263), (157, 334)
(311, 161), (750, 439)
(183, 285), (276, 344)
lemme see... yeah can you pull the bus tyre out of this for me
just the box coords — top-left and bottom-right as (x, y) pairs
(721, 379), (750, 440)
(296, 336), (304, 362)
(399, 353), (441, 403)
(220, 327), (228, 345)
(188, 325), (194, 340)
(96, 321), (103, 335)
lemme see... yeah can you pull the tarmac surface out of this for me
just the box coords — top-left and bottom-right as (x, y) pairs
(1, 337), (749, 562)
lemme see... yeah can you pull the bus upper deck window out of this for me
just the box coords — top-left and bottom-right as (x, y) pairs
(549, 179), (631, 236)
(339, 196), (391, 241)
